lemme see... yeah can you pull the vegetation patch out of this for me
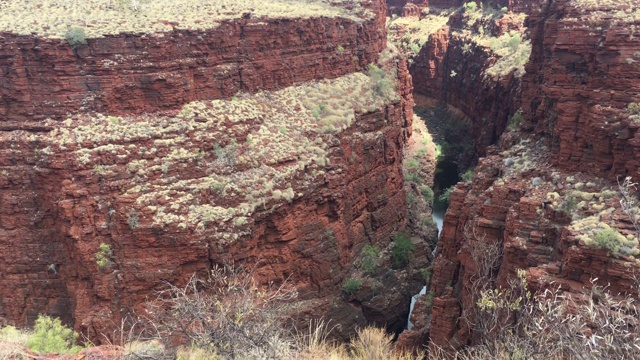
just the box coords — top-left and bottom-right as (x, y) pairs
(95, 243), (114, 269)
(360, 245), (381, 275)
(571, 216), (639, 257)
(391, 233), (415, 267)
(387, 9), (452, 61)
(0, 0), (371, 38)
(26, 315), (83, 354)
(342, 278), (363, 294)
(30, 68), (400, 244)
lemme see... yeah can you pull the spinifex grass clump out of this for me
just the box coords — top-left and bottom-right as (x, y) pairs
(0, 0), (371, 38)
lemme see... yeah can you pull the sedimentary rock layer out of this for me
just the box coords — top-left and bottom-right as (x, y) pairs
(0, 0), (387, 126)
(0, 54), (424, 342)
(522, 0), (640, 179)
(419, 0), (640, 351)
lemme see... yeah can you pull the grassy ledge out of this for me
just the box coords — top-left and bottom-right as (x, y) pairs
(31, 61), (399, 243)
(0, 0), (373, 38)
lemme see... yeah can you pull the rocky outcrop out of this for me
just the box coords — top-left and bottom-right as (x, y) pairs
(416, 0), (640, 352)
(522, 0), (640, 180)
(0, 0), (387, 127)
(427, 140), (640, 351)
(0, 47), (427, 342)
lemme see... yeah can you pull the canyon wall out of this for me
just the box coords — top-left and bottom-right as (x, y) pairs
(0, 0), (386, 127)
(407, 0), (640, 351)
(522, 0), (640, 179)
(0, 0), (431, 342)
(412, 30), (521, 156)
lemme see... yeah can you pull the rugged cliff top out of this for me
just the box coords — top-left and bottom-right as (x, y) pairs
(0, 0), (374, 38)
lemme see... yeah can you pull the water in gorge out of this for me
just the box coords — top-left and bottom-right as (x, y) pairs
(406, 106), (470, 329)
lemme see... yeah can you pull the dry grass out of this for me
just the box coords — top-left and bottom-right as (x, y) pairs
(571, 0), (640, 23)
(387, 10), (452, 59)
(0, 0), (372, 38)
(28, 66), (399, 240)
(0, 326), (31, 360)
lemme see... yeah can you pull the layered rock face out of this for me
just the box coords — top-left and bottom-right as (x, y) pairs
(522, 0), (640, 179)
(0, 0), (430, 343)
(409, 12), (524, 156)
(0, 0), (386, 126)
(411, 0), (640, 352)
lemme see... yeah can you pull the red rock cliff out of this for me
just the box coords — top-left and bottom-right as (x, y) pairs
(0, 52), (426, 345)
(522, 0), (640, 179)
(0, 0), (387, 127)
(419, 0), (640, 352)
(407, 5), (525, 157)
(0, 0), (432, 342)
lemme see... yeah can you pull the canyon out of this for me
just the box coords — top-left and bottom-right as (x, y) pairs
(391, 0), (640, 353)
(0, 0), (639, 356)
(0, 0), (433, 344)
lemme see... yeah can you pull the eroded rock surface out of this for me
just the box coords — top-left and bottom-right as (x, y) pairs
(0, 0), (433, 343)
(0, 0), (386, 126)
(392, 0), (640, 352)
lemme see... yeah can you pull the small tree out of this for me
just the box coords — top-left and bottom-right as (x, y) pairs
(391, 234), (415, 267)
(64, 27), (87, 48)
(26, 315), (83, 354)
(95, 243), (114, 269)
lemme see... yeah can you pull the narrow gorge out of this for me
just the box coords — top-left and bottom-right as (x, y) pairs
(0, 0), (639, 358)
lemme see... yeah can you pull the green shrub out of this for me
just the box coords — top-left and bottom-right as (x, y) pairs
(95, 243), (113, 269)
(311, 103), (328, 119)
(628, 103), (640, 115)
(406, 158), (420, 169)
(439, 186), (453, 204)
(434, 143), (443, 159)
(391, 234), (415, 267)
(424, 291), (435, 308)
(421, 186), (434, 204)
(560, 193), (578, 215)
(462, 168), (474, 182)
(26, 315), (82, 354)
(337, 45), (345, 53)
(420, 266), (432, 281)
(463, 1), (478, 12)
(367, 64), (396, 99)
(593, 228), (621, 255)
(64, 27), (87, 48)
(361, 245), (381, 274)
(342, 278), (363, 294)
(404, 170), (423, 184)
(507, 33), (523, 51)
(509, 110), (525, 130)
